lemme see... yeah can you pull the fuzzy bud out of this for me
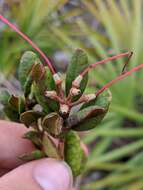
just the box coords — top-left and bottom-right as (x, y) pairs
(53, 73), (62, 85)
(84, 94), (96, 102)
(72, 75), (83, 88)
(60, 104), (69, 115)
(70, 87), (81, 97)
(45, 90), (57, 98)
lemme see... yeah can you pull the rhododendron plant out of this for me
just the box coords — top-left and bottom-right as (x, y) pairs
(0, 15), (143, 177)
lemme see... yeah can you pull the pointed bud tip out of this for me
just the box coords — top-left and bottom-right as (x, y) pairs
(45, 90), (57, 97)
(72, 75), (83, 88)
(84, 94), (96, 102)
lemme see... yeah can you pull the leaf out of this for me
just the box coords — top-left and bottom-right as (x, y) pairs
(33, 66), (59, 112)
(20, 110), (43, 127)
(42, 113), (63, 136)
(68, 106), (105, 131)
(18, 51), (41, 87)
(33, 83), (50, 113)
(68, 90), (112, 131)
(4, 105), (19, 122)
(18, 96), (25, 114)
(18, 51), (41, 92)
(23, 58), (43, 97)
(9, 95), (25, 114)
(23, 75), (33, 97)
(42, 133), (61, 159)
(9, 95), (19, 110)
(2, 94), (20, 122)
(66, 49), (89, 98)
(64, 130), (86, 177)
(19, 150), (44, 161)
(23, 131), (42, 147)
(37, 66), (55, 92)
(31, 63), (44, 83)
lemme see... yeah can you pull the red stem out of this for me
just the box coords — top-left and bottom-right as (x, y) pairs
(96, 63), (143, 96)
(0, 14), (56, 74)
(81, 52), (131, 76)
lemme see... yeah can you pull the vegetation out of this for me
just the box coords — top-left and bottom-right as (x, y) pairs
(48, 1), (143, 189)
(1, 0), (143, 189)
(0, 48), (112, 178)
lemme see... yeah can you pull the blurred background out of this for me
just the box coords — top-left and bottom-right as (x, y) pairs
(1, 0), (143, 189)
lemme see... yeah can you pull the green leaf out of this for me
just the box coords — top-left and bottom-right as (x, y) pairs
(1, 94), (20, 122)
(66, 49), (89, 98)
(33, 83), (50, 113)
(64, 130), (86, 177)
(20, 110), (43, 127)
(19, 150), (44, 161)
(68, 106), (105, 131)
(4, 105), (19, 122)
(31, 63), (44, 83)
(18, 51), (41, 92)
(42, 113), (63, 136)
(9, 95), (25, 114)
(9, 95), (19, 111)
(23, 131), (42, 147)
(24, 75), (33, 97)
(18, 96), (25, 114)
(24, 62), (44, 97)
(33, 66), (59, 112)
(42, 133), (61, 159)
(68, 90), (112, 131)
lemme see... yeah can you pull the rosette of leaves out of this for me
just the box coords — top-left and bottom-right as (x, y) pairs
(0, 49), (111, 177)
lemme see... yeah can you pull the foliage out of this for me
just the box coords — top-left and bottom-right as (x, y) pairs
(0, 49), (111, 178)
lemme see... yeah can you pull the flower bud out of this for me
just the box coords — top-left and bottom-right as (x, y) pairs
(70, 87), (81, 97)
(72, 75), (83, 88)
(60, 104), (69, 115)
(84, 94), (96, 102)
(45, 90), (57, 98)
(53, 73), (62, 85)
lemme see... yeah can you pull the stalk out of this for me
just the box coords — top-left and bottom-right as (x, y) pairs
(96, 63), (143, 96)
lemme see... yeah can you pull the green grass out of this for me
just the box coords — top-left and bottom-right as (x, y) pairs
(0, 0), (67, 74)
